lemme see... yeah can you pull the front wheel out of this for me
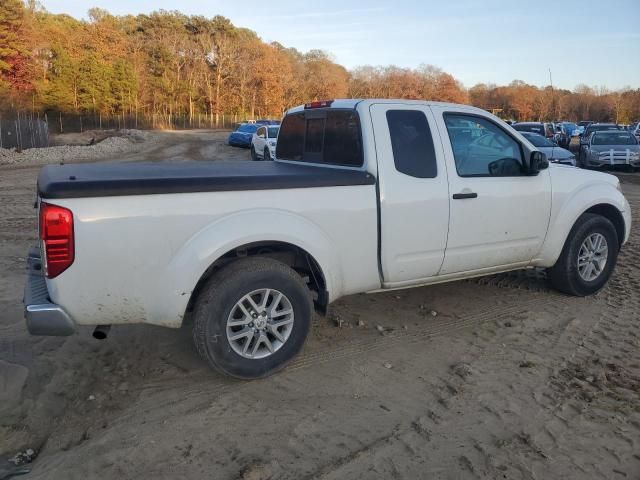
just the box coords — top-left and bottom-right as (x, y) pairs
(192, 257), (312, 379)
(547, 213), (619, 296)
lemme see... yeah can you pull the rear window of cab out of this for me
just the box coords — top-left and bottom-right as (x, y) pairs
(276, 110), (364, 167)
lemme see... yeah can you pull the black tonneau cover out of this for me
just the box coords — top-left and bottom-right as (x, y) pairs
(38, 160), (376, 199)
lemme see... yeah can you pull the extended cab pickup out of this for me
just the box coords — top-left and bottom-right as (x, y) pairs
(25, 99), (631, 379)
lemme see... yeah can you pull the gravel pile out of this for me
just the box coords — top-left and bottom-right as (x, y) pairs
(0, 129), (148, 167)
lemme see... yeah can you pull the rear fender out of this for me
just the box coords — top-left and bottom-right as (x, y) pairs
(162, 209), (342, 326)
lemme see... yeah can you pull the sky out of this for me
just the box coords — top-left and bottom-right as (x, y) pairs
(40, 0), (640, 90)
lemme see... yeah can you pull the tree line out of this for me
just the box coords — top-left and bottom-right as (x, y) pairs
(1, 0), (639, 129)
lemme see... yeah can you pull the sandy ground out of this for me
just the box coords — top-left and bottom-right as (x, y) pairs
(0, 129), (248, 167)
(0, 130), (639, 479)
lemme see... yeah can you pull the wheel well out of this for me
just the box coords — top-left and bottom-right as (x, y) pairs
(585, 203), (625, 246)
(186, 241), (329, 316)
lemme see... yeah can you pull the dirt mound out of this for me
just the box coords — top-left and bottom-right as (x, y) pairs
(0, 129), (148, 167)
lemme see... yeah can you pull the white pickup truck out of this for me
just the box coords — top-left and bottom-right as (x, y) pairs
(25, 99), (631, 379)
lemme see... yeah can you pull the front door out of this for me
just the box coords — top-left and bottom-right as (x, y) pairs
(431, 106), (552, 275)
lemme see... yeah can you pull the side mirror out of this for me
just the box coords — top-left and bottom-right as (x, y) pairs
(488, 158), (524, 176)
(529, 151), (549, 175)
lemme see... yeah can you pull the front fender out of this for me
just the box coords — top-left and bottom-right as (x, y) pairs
(161, 208), (344, 325)
(536, 181), (628, 267)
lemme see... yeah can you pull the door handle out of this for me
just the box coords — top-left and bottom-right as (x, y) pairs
(452, 192), (478, 200)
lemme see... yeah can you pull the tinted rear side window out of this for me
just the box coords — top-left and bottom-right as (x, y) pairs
(276, 110), (363, 167)
(386, 110), (437, 178)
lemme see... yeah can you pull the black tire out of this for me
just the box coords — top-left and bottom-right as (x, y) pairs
(192, 257), (312, 379)
(263, 147), (271, 161)
(547, 213), (619, 296)
(250, 146), (258, 161)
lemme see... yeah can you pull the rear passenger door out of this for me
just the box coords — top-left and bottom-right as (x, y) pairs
(370, 103), (450, 286)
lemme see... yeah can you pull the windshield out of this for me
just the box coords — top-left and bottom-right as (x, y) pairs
(238, 124), (258, 133)
(523, 132), (555, 147)
(592, 132), (637, 145)
(267, 126), (280, 138)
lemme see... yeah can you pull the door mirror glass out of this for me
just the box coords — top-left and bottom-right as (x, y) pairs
(529, 151), (549, 174)
(488, 158), (524, 176)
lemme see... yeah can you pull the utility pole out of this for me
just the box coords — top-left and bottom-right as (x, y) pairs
(549, 68), (555, 120)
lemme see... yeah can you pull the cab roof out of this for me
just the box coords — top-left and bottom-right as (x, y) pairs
(285, 99), (490, 116)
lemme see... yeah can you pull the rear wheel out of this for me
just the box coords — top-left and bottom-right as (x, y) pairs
(192, 257), (312, 379)
(547, 213), (619, 296)
(250, 145), (258, 161)
(263, 147), (271, 161)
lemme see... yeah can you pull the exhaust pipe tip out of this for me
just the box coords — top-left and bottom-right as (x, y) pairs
(93, 325), (111, 340)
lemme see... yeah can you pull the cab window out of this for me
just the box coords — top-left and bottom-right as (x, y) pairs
(276, 110), (363, 166)
(444, 114), (525, 177)
(386, 110), (437, 178)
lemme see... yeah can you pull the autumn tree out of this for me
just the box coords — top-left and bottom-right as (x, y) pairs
(0, 0), (34, 106)
(1, 4), (638, 129)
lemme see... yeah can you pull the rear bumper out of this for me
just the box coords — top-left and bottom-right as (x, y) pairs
(23, 247), (76, 336)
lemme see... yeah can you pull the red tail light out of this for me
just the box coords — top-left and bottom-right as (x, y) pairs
(39, 202), (74, 278)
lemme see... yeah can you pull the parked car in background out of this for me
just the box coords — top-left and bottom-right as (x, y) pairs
(228, 123), (259, 148)
(256, 119), (281, 126)
(561, 122), (579, 136)
(578, 120), (594, 129)
(579, 130), (640, 169)
(580, 123), (622, 151)
(520, 132), (576, 166)
(569, 125), (585, 151)
(554, 124), (570, 148)
(512, 122), (554, 138)
(251, 125), (280, 160)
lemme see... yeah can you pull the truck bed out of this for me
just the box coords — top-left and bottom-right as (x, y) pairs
(38, 160), (376, 199)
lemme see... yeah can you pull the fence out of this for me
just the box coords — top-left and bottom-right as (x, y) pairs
(46, 111), (253, 134)
(0, 112), (49, 150)
(0, 110), (269, 150)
